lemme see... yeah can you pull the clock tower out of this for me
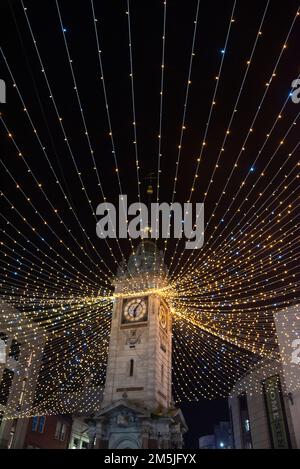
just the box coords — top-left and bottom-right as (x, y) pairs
(91, 241), (187, 449)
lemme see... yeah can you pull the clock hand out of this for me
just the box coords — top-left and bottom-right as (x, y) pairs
(133, 300), (143, 317)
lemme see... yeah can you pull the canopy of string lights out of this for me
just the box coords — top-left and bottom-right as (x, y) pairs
(0, 0), (299, 417)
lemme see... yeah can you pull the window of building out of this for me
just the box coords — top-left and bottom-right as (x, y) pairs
(129, 359), (134, 377)
(38, 416), (46, 433)
(32, 416), (39, 432)
(55, 421), (67, 441)
(0, 368), (14, 406)
(244, 419), (250, 433)
(161, 364), (164, 383)
(60, 423), (67, 442)
(32, 416), (46, 433)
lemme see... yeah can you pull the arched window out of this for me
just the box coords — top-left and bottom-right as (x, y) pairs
(129, 359), (134, 377)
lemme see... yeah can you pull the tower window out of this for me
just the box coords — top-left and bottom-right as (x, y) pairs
(129, 359), (134, 377)
(161, 364), (164, 383)
(32, 416), (46, 433)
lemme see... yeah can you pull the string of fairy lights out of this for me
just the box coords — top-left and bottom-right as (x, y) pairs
(22, 0), (133, 279)
(174, 154), (300, 286)
(173, 137), (300, 289)
(161, 0), (201, 271)
(167, 0), (238, 272)
(0, 0), (299, 418)
(169, 2), (299, 274)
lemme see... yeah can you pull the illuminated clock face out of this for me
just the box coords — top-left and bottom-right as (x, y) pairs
(122, 298), (147, 323)
(159, 305), (167, 330)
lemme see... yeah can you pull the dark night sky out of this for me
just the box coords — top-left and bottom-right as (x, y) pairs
(1, 0), (299, 270)
(0, 0), (300, 445)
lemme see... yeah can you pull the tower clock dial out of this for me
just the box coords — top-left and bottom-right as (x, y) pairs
(159, 305), (167, 330)
(122, 297), (147, 323)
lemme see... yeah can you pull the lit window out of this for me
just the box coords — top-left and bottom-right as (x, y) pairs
(55, 421), (61, 439)
(55, 421), (67, 441)
(0, 369), (14, 406)
(72, 438), (79, 449)
(0, 333), (7, 365)
(32, 417), (39, 432)
(60, 423), (66, 441)
(38, 416), (46, 433)
(32, 416), (46, 433)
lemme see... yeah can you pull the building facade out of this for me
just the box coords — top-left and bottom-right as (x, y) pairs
(229, 304), (300, 449)
(24, 415), (72, 449)
(229, 358), (299, 449)
(0, 300), (46, 449)
(274, 304), (300, 448)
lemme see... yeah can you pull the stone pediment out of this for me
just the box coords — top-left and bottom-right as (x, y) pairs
(98, 399), (149, 419)
(98, 399), (188, 432)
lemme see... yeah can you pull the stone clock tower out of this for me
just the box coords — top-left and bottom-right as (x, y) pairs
(90, 241), (187, 449)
